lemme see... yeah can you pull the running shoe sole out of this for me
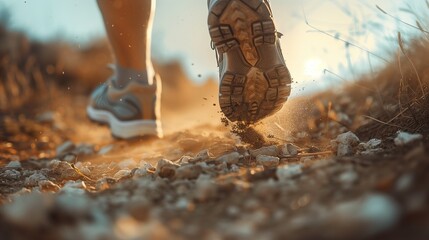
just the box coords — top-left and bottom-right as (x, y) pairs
(208, 0), (291, 123)
(87, 106), (163, 139)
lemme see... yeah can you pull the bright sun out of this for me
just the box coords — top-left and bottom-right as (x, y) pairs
(304, 58), (324, 78)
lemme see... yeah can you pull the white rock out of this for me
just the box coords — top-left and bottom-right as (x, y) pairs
(358, 139), (383, 155)
(276, 164), (303, 181)
(1, 169), (21, 180)
(62, 180), (87, 194)
(74, 162), (91, 176)
(133, 168), (150, 178)
(24, 173), (48, 187)
(175, 164), (203, 180)
(156, 159), (179, 171)
(216, 152), (241, 165)
(256, 155), (280, 169)
(334, 132), (360, 157)
(139, 160), (155, 170)
(359, 139), (382, 150)
(133, 161), (155, 178)
(249, 145), (279, 157)
(394, 131), (423, 146)
(336, 131), (360, 146)
(48, 160), (80, 180)
(114, 169), (132, 179)
(280, 143), (299, 156)
(176, 155), (193, 164)
(6, 160), (21, 168)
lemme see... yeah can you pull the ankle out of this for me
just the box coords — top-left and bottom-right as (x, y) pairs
(111, 64), (154, 87)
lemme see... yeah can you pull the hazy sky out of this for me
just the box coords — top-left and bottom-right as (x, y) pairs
(0, 0), (419, 96)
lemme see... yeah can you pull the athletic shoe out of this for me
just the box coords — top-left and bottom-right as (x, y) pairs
(208, 0), (292, 123)
(87, 74), (163, 139)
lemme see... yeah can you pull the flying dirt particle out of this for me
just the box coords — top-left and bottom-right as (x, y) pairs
(220, 117), (229, 127)
(220, 116), (270, 148)
(203, 97), (208, 100)
(213, 103), (216, 106)
(231, 122), (269, 148)
(198, 74), (202, 78)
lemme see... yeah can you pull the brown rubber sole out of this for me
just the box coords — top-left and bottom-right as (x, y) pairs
(208, 0), (291, 123)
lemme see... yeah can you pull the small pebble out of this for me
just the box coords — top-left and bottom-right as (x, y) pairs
(114, 169), (132, 180)
(6, 160), (21, 168)
(175, 164), (203, 180)
(193, 149), (213, 162)
(256, 155), (279, 169)
(156, 159), (179, 178)
(336, 131), (360, 146)
(38, 180), (61, 192)
(394, 131), (423, 146)
(249, 145), (279, 157)
(216, 152), (241, 165)
(24, 172), (48, 187)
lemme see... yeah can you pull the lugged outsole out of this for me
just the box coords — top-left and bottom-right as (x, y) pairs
(87, 106), (163, 139)
(208, 0), (292, 123)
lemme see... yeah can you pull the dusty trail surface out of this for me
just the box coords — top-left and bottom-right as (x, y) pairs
(1, 25), (429, 240)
